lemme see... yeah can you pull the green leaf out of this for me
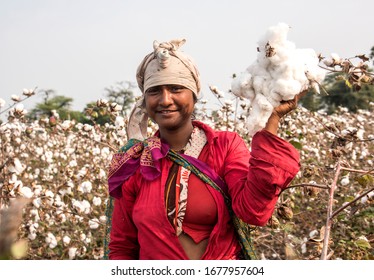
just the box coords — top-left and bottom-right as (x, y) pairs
(355, 239), (371, 249)
(356, 174), (374, 188)
(289, 140), (302, 150)
(282, 222), (295, 232)
(345, 79), (352, 88)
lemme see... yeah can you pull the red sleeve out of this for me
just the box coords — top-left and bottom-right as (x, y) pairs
(224, 129), (300, 226)
(108, 176), (139, 259)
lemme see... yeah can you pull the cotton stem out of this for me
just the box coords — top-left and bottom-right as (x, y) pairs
(320, 160), (341, 260)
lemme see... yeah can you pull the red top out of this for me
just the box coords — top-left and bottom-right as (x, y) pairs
(109, 121), (300, 260)
(182, 174), (217, 243)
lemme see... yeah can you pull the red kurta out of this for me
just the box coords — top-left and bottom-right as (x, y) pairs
(109, 121), (300, 259)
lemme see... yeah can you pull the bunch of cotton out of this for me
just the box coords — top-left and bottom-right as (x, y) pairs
(232, 23), (326, 135)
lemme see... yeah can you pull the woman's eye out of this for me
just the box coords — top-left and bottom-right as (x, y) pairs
(170, 86), (183, 92)
(146, 88), (160, 95)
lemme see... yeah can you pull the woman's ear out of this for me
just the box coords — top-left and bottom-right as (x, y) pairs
(193, 93), (198, 104)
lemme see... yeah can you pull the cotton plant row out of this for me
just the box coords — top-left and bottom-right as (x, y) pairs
(264, 105), (373, 260)
(231, 22), (373, 136)
(0, 91), (373, 260)
(1, 96), (128, 259)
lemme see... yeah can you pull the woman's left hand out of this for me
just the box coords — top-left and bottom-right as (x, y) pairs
(264, 89), (308, 134)
(272, 89), (308, 119)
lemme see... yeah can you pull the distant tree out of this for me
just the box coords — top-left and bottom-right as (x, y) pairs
(28, 89), (85, 121)
(370, 46), (374, 65)
(318, 73), (374, 114)
(299, 89), (323, 112)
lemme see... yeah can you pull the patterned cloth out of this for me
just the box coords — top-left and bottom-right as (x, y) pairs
(165, 126), (207, 236)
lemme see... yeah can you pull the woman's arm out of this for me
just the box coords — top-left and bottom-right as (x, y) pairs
(108, 177), (140, 259)
(223, 130), (300, 226)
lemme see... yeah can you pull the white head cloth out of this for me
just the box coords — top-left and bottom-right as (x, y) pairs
(127, 39), (200, 140)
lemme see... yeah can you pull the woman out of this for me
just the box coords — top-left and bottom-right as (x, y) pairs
(107, 39), (300, 260)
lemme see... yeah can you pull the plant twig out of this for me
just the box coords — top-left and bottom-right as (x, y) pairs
(330, 187), (374, 220)
(340, 167), (374, 174)
(280, 183), (329, 195)
(0, 95), (35, 115)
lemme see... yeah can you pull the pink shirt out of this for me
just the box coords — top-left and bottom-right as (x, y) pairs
(109, 121), (300, 259)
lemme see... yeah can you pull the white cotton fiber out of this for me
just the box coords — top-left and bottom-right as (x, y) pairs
(232, 22), (326, 136)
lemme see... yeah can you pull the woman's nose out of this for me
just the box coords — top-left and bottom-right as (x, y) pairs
(159, 88), (173, 105)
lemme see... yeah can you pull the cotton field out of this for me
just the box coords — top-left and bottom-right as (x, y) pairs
(0, 89), (373, 260)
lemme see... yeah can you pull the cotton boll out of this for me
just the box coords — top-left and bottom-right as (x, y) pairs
(79, 181), (92, 193)
(268, 44), (294, 66)
(115, 116), (125, 128)
(258, 22), (290, 47)
(279, 79), (303, 100)
(231, 71), (254, 100)
(232, 22), (326, 135)
(20, 186), (33, 198)
(89, 219), (100, 230)
(252, 75), (265, 94)
(45, 232), (58, 249)
(323, 58), (334, 67)
(92, 196), (102, 206)
(266, 89), (283, 107)
(33, 198), (42, 208)
(340, 176), (350, 186)
(8, 158), (25, 174)
(330, 53), (341, 64)
(68, 247), (77, 259)
(63, 236), (71, 245)
(246, 94), (273, 136)
(99, 215), (107, 223)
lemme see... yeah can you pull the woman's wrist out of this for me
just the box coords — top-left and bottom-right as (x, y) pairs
(264, 113), (280, 135)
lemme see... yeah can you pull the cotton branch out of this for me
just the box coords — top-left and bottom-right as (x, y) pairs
(0, 89), (37, 116)
(280, 183), (329, 195)
(330, 187), (374, 220)
(340, 167), (374, 174)
(320, 162), (374, 260)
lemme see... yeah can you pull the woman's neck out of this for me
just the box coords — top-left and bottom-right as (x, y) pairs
(159, 122), (194, 151)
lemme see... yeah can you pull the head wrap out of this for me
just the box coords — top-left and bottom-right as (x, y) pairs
(127, 39), (200, 140)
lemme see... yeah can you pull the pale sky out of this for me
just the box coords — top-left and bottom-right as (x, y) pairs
(1, 0), (373, 112)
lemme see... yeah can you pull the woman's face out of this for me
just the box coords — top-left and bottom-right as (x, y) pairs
(144, 84), (195, 131)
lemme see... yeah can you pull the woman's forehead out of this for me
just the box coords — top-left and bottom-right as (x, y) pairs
(146, 84), (187, 90)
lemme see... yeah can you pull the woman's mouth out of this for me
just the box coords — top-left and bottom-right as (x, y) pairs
(157, 110), (177, 115)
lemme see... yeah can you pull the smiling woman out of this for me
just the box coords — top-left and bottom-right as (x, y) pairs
(106, 38), (301, 260)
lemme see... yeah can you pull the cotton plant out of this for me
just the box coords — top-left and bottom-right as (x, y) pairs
(0, 112), (122, 259)
(266, 104), (374, 260)
(231, 22), (327, 136)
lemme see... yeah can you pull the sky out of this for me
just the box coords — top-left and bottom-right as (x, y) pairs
(1, 0), (373, 113)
